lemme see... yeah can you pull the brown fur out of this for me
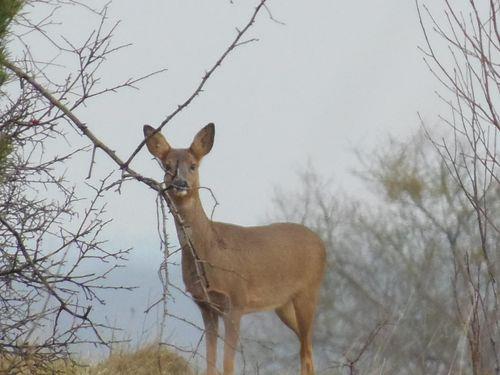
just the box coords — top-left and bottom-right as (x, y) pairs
(144, 123), (326, 375)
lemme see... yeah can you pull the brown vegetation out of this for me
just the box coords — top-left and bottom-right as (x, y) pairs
(0, 344), (193, 375)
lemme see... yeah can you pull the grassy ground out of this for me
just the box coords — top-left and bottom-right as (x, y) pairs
(0, 344), (194, 375)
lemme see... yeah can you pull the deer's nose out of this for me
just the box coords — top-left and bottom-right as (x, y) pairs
(174, 179), (188, 189)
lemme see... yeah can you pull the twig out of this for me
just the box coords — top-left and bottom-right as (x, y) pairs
(123, 0), (270, 169)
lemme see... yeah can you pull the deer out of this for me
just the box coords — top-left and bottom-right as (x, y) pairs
(143, 123), (326, 375)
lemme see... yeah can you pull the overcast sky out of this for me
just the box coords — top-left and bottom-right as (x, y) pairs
(47, 0), (447, 230)
(17, 0), (449, 363)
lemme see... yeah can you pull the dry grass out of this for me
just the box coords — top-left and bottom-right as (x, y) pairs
(0, 344), (193, 375)
(90, 344), (193, 375)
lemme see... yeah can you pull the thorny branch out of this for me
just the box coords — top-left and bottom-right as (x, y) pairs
(124, 0), (269, 169)
(1, 0), (271, 367)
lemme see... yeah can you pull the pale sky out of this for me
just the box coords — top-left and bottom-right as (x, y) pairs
(15, 0), (447, 363)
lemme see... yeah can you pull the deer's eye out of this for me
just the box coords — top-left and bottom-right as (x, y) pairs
(190, 164), (197, 171)
(164, 164), (172, 172)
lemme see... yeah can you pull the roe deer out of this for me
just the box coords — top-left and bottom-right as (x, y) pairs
(143, 123), (326, 375)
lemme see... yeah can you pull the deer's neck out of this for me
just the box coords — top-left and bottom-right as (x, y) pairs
(171, 192), (214, 249)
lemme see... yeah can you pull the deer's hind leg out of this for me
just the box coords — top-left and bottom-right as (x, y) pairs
(292, 291), (319, 375)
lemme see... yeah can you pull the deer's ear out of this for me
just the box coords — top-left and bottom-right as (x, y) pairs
(143, 125), (170, 159)
(190, 123), (215, 159)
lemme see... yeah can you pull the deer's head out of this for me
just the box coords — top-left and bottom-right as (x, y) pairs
(143, 123), (215, 200)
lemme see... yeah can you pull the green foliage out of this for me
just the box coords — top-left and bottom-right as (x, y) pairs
(0, 0), (21, 176)
(0, 0), (23, 85)
(0, 0), (22, 36)
(0, 60), (7, 85)
(0, 134), (13, 183)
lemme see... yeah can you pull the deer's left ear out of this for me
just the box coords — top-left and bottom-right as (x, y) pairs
(190, 123), (215, 159)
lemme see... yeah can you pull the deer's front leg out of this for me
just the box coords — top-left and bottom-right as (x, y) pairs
(199, 303), (219, 375)
(222, 311), (241, 375)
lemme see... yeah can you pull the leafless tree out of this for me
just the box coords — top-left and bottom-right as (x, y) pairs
(1, 0), (272, 372)
(418, 0), (500, 373)
(245, 131), (499, 374)
(0, 1), (144, 371)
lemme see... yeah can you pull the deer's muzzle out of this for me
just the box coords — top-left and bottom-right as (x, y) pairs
(170, 179), (189, 196)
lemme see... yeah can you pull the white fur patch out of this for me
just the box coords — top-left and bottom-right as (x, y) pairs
(176, 189), (188, 197)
